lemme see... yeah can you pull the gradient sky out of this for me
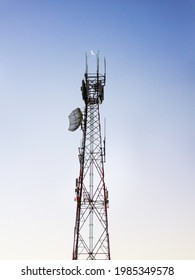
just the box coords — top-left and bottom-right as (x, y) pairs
(0, 0), (195, 260)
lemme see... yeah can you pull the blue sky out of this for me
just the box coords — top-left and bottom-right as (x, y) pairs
(0, 0), (195, 259)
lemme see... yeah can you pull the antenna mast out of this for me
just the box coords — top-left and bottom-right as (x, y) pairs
(71, 52), (110, 260)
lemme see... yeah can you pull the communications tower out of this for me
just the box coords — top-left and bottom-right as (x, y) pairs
(68, 52), (111, 260)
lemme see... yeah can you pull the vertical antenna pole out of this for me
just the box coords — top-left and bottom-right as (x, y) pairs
(85, 52), (88, 75)
(103, 117), (106, 163)
(104, 57), (106, 84)
(97, 50), (99, 75)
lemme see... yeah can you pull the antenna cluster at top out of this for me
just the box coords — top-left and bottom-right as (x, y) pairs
(85, 50), (106, 79)
(68, 51), (106, 132)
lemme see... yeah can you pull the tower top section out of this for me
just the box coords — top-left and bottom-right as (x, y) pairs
(81, 51), (106, 105)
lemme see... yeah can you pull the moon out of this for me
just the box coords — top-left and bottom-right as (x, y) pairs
(91, 50), (95, 55)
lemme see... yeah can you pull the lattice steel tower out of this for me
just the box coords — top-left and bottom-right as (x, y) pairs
(68, 53), (111, 260)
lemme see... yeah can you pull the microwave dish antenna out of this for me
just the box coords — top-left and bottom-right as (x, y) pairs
(68, 108), (82, 132)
